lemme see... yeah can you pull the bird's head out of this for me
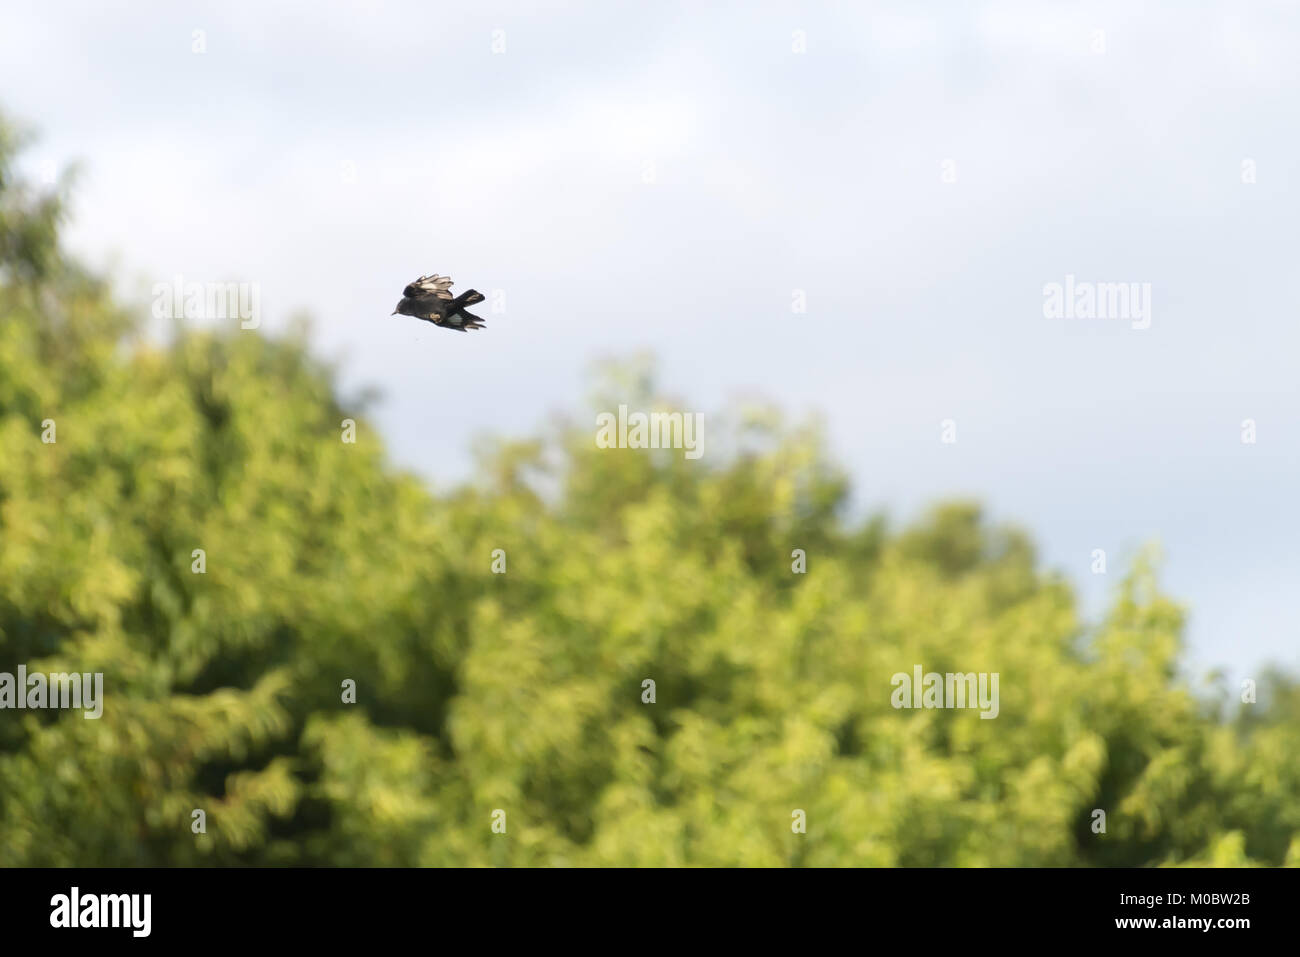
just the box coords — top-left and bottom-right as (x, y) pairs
(391, 301), (404, 316)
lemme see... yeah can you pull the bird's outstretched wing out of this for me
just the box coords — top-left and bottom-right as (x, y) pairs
(403, 274), (456, 301)
(435, 303), (487, 331)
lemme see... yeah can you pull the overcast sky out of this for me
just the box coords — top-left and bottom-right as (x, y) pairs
(3, 0), (1296, 681)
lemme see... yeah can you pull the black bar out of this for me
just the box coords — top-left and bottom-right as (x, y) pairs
(1, 866), (1289, 944)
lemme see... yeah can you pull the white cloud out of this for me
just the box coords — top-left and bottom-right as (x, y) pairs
(2, 0), (1297, 675)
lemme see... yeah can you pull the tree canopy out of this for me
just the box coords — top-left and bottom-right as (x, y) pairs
(1, 119), (1297, 867)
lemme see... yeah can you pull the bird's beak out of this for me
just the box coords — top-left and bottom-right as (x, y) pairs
(391, 310), (398, 316)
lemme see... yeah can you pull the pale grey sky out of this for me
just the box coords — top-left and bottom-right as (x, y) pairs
(3, 0), (1296, 680)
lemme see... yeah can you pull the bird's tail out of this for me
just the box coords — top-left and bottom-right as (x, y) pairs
(450, 289), (487, 330)
(451, 289), (485, 310)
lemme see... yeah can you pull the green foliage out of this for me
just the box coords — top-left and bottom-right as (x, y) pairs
(1, 120), (1297, 867)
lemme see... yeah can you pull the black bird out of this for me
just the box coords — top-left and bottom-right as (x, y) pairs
(392, 274), (486, 331)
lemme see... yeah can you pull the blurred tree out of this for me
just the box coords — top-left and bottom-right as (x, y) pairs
(1, 115), (1297, 866)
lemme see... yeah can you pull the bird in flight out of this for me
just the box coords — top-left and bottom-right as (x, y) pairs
(392, 274), (487, 331)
